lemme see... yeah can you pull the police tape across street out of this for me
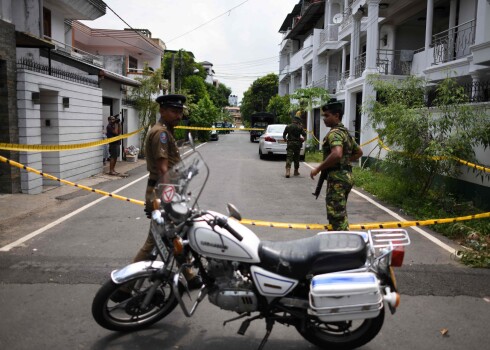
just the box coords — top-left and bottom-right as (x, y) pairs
(1, 154), (489, 232)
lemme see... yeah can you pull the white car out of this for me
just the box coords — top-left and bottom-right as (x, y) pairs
(258, 124), (305, 160)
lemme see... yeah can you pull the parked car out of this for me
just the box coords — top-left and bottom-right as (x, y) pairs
(209, 128), (219, 141)
(258, 124), (305, 160)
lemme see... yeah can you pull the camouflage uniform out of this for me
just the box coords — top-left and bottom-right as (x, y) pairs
(283, 120), (306, 173)
(133, 120), (181, 262)
(322, 123), (361, 231)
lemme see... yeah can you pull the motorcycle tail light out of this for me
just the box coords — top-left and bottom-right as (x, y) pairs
(173, 237), (184, 255)
(391, 246), (405, 267)
(264, 136), (276, 142)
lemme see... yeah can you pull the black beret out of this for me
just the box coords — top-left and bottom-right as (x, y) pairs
(156, 94), (187, 108)
(322, 98), (343, 112)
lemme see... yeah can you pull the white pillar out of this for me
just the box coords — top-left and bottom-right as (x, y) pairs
(365, 0), (380, 73)
(349, 11), (362, 80)
(475, 0), (490, 44)
(341, 45), (347, 75)
(301, 65), (307, 88)
(425, 0), (434, 50)
(471, 73), (481, 102)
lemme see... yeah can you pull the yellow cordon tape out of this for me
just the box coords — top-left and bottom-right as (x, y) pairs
(240, 211), (490, 231)
(176, 126), (264, 131)
(0, 155), (144, 206)
(377, 139), (490, 173)
(1, 154), (488, 231)
(0, 128), (144, 152)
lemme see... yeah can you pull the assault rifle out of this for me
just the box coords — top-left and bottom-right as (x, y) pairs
(312, 170), (328, 199)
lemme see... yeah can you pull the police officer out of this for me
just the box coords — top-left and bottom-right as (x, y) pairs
(132, 95), (201, 289)
(283, 113), (307, 178)
(310, 99), (363, 231)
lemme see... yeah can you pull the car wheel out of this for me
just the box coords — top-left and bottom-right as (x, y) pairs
(259, 148), (266, 160)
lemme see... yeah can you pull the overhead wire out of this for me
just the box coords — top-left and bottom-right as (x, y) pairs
(166, 0), (251, 43)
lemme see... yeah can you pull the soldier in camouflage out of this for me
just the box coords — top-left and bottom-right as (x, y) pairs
(283, 114), (307, 178)
(310, 99), (363, 231)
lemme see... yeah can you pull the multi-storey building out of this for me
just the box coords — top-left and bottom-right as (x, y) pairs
(279, 0), (490, 201)
(0, 0), (164, 194)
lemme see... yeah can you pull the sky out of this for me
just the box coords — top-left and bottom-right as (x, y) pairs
(81, 0), (299, 103)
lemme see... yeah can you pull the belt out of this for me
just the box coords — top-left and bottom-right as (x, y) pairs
(147, 179), (157, 187)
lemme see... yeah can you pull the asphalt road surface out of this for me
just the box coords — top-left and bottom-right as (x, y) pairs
(1, 132), (489, 350)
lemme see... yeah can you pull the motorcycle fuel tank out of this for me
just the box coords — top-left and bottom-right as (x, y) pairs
(188, 211), (261, 262)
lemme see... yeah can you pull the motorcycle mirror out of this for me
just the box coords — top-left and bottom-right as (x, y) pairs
(188, 132), (195, 150)
(226, 203), (242, 221)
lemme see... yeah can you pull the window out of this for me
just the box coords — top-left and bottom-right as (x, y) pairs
(43, 8), (51, 39)
(128, 56), (138, 72)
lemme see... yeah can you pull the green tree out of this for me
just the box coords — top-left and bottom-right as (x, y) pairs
(206, 82), (232, 109)
(365, 75), (489, 196)
(240, 73), (279, 124)
(183, 75), (208, 104)
(267, 94), (291, 124)
(129, 65), (166, 156)
(290, 87), (329, 116)
(189, 95), (219, 141)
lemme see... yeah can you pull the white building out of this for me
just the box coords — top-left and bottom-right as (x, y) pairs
(0, 0), (164, 194)
(228, 94), (239, 106)
(278, 0), (490, 205)
(200, 60), (219, 87)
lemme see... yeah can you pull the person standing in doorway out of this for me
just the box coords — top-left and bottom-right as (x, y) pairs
(106, 114), (121, 176)
(310, 99), (363, 231)
(283, 113), (306, 178)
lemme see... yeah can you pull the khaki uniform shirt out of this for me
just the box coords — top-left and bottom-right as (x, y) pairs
(145, 120), (181, 181)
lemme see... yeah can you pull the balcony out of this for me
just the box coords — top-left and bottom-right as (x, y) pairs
(337, 71), (349, 92)
(354, 50), (414, 78)
(47, 36), (104, 67)
(377, 50), (413, 76)
(433, 19), (476, 65)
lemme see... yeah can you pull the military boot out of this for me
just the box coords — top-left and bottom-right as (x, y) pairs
(294, 168), (300, 176)
(285, 167), (291, 178)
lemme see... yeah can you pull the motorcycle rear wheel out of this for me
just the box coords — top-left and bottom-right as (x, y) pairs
(92, 275), (180, 332)
(295, 307), (385, 350)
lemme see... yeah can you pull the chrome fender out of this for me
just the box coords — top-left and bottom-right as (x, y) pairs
(111, 261), (165, 284)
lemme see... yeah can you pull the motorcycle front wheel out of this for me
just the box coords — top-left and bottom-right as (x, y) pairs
(92, 274), (180, 332)
(295, 307), (385, 350)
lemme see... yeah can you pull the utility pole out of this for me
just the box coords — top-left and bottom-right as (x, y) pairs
(170, 53), (175, 93)
(178, 50), (183, 92)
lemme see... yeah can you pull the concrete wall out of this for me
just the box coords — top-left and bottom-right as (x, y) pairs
(17, 69), (103, 193)
(0, 19), (20, 193)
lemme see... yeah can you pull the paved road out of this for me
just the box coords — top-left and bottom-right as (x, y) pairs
(0, 132), (489, 350)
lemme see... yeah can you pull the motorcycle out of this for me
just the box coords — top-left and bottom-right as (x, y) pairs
(92, 136), (410, 350)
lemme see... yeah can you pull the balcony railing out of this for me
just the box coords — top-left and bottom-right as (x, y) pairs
(354, 53), (366, 78)
(462, 80), (490, 103)
(353, 50), (414, 78)
(339, 8), (353, 32)
(433, 19), (476, 64)
(320, 24), (339, 44)
(337, 71), (349, 91)
(377, 49), (413, 75)
(45, 36), (104, 67)
(427, 80), (490, 106)
(17, 58), (99, 87)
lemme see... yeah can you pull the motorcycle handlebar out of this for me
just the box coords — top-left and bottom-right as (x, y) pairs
(216, 216), (243, 241)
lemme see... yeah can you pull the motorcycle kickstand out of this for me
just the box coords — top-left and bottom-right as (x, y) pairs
(257, 318), (275, 350)
(222, 313), (250, 327)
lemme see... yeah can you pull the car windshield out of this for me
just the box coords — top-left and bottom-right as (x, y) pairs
(267, 125), (286, 134)
(253, 122), (268, 128)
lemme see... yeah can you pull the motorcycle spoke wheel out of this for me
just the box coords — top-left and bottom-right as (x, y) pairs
(92, 276), (180, 332)
(295, 307), (385, 350)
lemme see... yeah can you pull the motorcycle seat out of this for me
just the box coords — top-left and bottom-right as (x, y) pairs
(258, 233), (367, 280)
